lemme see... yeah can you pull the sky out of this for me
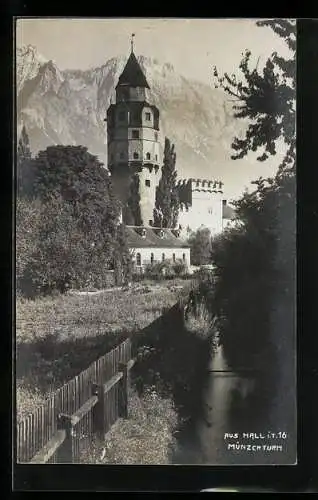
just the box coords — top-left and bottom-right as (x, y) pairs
(16, 18), (291, 85)
(16, 18), (293, 200)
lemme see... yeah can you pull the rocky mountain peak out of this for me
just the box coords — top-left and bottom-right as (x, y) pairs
(17, 45), (256, 199)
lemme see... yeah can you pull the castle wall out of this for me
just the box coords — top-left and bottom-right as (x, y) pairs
(177, 179), (224, 237)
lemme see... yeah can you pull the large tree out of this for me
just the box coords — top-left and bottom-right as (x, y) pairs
(208, 19), (296, 439)
(188, 228), (213, 266)
(17, 145), (131, 293)
(213, 19), (295, 172)
(17, 125), (32, 193)
(154, 138), (180, 228)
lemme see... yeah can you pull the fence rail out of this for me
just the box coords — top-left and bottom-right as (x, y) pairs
(17, 338), (135, 464)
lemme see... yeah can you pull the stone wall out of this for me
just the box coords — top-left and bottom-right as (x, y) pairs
(177, 177), (224, 237)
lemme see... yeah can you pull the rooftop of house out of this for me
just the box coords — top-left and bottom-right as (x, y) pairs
(116, 52), (150, 89)
(125, 226), (190, 249)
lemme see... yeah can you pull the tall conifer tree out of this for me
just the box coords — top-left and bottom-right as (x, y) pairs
(154, 137), (179, 228)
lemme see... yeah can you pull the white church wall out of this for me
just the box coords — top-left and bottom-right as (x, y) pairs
(130, 246), (191, 269)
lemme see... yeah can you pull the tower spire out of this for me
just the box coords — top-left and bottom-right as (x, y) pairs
(131, 33), (135, 53)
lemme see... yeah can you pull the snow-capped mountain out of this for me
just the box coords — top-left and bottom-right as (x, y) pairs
(17, 44), (253, 196)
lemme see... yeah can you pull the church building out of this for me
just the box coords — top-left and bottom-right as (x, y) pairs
(106, 37), (236, 272)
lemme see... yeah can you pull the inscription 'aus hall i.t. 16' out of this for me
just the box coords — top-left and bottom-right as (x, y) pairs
(224, 432), (288, 440)
(224, 432), (288, 453)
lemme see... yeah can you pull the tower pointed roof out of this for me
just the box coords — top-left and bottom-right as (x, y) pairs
(116, 52), (150, 89)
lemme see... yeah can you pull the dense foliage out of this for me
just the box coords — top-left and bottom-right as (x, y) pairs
(154, 138), (180, 228)
(213, 19), (295, 169)
(17, 125), (32, 193)
(207, 19), (296, 433)
(188, 228), (213, 266)
(17, 143), (131, 295)
(143, 259), (188, 279)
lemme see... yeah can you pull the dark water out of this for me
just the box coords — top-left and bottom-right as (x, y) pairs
(173, 343), (295, 465)
(172, 344), (255, 464)
(195, 344), (256, 464)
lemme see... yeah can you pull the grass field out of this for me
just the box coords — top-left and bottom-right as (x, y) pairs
(16, 279), (192, 421)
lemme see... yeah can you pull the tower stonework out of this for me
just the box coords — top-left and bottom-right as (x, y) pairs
(107, 45), (162, 226)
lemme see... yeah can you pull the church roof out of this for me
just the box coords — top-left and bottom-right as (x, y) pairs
(125, 226), (190, 249)
(116, 52), (150, 89)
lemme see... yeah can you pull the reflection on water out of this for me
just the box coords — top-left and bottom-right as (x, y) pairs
(196, 344), (256, 464)
(172, 342), (259, 465)
(172, 315), (294, 465)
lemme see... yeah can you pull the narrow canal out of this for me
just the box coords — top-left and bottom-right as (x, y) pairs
(172, 340), (257, 465)
(173, 334), (294, 465)
(195, 343), (257, 465)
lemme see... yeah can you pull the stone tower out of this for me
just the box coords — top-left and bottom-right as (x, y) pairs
(106, 38), (162, 226)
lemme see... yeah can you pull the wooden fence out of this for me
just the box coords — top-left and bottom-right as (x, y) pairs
(16, 338), (135, 464)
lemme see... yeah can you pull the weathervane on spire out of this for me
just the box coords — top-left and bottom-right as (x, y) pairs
(131, 33), (135, 53)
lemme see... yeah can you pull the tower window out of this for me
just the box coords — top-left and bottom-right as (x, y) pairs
(132, 130), (140, 139)
(182, 253), (186, 262)
(155, 154), (158, 161)
(136, 253), (141, 266)
(150, 252), (154, 264)
(149, 220), (153, 226)
(145, 179), (151, 187)
(118, 111), (125, 121)
(133, 152), (139, 159)
(145, 112), (151, 121)
(146, 152), (151, 160)
(173, 253), (176, 263)
(162, 253), (165, 262)
(154, 132), (158, 141)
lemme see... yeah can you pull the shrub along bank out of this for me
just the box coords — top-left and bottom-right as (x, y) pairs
(131, 288), (217, 462)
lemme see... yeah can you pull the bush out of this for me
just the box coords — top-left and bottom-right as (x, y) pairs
(133, 301), (214, 427)
(143, 259), (188, 280)
(188, 228), (213, 266)
(16, 197), (42, 288)
(172, 259), (188, 276)
(16, 145), (132, 296)
(17, 196), (124, 296)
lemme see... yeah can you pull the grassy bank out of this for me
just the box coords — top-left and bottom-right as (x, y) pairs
(131, 291), (218, 463)
(16, 279), (191, 421)
(16, 277), (213, 465)
(80, 388), (178, 465)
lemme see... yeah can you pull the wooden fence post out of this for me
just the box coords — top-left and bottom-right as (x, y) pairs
(92, 383), (106, 437)
(56, 413), (74, 463)
(119, 362), (129, 419)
